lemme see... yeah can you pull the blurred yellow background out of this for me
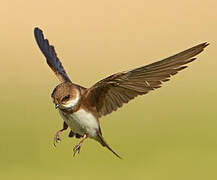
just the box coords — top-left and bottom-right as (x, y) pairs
(1, 0), (217, 179)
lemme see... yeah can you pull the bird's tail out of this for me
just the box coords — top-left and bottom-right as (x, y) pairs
(96, 132), (122, 159)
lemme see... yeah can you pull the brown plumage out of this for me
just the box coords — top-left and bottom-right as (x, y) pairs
(84, 42), (208, 117)
(34, 27), (208, 158)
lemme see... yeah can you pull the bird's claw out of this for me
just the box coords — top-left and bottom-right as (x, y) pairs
(72, 134), (87, 157)
(53, 131), (62, 147)
(73, 144), (81, 157)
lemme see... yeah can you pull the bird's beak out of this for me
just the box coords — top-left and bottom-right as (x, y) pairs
(55, 104), (60, 109)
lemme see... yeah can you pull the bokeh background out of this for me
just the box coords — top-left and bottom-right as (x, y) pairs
(1, 0), (217, 179)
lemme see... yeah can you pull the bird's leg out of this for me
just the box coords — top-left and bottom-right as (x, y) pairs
(73, 134), (87, 157)
(54, 122), (68, 147)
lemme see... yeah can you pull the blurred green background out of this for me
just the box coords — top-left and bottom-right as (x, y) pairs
(1, 0), (217, 179)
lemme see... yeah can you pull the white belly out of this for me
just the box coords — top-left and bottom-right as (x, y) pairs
(58, 109), (99, 138)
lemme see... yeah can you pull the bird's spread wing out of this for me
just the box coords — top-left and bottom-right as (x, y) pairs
(34, 27), (71, 83)
(84, 42), (209, 117)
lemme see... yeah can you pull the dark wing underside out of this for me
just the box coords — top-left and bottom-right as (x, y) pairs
(34, 27), (71, 83)
(84, 42), (209, 118)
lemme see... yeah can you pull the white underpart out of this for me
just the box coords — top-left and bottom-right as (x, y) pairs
(59, 109), (99, 138)
(61, 89), (80, 109)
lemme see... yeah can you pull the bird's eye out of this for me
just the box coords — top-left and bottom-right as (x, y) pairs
(61, 95), (70, 102)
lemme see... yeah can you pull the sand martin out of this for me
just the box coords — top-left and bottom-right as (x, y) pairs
(34, 27), (208, 158)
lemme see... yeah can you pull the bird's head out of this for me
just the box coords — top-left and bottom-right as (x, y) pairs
(51, 82), (80, 109)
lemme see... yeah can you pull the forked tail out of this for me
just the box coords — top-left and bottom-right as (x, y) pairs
(97, 133), (122, 159)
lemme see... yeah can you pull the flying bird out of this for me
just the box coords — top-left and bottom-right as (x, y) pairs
(34, 27), (208, 158)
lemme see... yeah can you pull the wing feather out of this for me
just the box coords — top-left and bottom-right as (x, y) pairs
(34, 27), (71, 82)
(84, 42), (209, 117)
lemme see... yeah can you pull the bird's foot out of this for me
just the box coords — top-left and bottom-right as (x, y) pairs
(73, 144), (82, 156)
(73, 134), (87, 157)
(53, 130), (62, 147)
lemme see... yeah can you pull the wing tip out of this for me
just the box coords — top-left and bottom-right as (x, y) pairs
(34, 27), (42, 38)
(195, 42), (209, 52)
(199, 42), (209, 49)
(34, 27), (39, 32)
